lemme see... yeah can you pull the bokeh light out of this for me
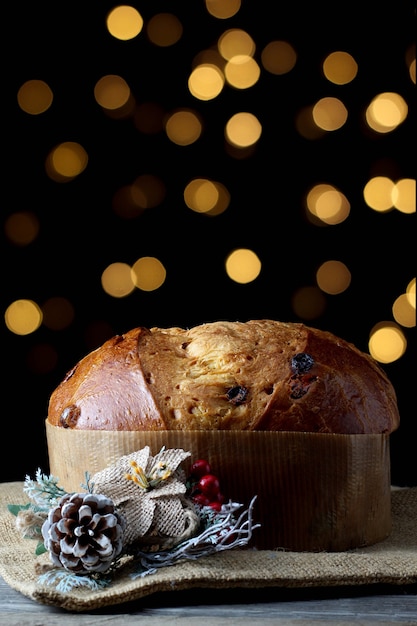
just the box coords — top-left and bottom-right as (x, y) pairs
(188, 64), (225, 100)
(131, 257), (167, 291)
(306, 184), (350, 225)
(322, 51), (358, 85)
(17, 79), (53, 115)
(5, 300), (42, 336)
(205, 0), (241, 20)
(146, 13), (183, 47)
(225, 112), (262, 147)
(165, 110), (203, 146)
(224, 55), (261, 89)
(225, 248), (261, 284)
(312, 98), (348, 132)
(316, 261), (351, 295)
(261, 41), (297, 75)
(365, 92), (408, 133)
(392, 179), (416, 214)
(101, 263), (135, 298)
(184, 178), (230, 215)
(369, 323), (407, 364)
(4, 2), (416, 486)
(363, 177), (395, 212)
(106, 5), (144, 41)
(45, 142), (88, 182)
(94, 75), (131, 110)
(218, 29), (256, 60)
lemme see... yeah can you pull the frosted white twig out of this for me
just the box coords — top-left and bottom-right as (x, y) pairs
(130, 496), (260, 578)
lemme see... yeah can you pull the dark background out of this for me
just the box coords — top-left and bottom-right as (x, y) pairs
(3, 2), (415, 485)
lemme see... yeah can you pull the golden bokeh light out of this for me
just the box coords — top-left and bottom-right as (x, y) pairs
(106, 5), (144, 41)
(312, 97), (348, 131)
(218, 28), (256, 60)
(225, 112), (262, 148)
(4, 211), (40, 246)
(369, 323), (407, 364)
(363, 176), (395, 212)
(322, 51), (358, 85)
(94, 75), (131, 110)
(4, 1), (416, 489)
(406, 278), (416, 307)
(225, 248), (261, 284)
(316, 260), (351, 295)
(165, 109), (203, 146)
(205, 0), (241, 19)
(408, 58), (416, 84)
(146, 13), (183, 47)
(306, 184), (350, 225)
(315, 190), (350, 225)
(392, 178), (416, 214)
(184, 179), (219, 213)
(184, 178), (230, 216)
(17, 79), (53, 115)
(405, 43), (416, 83)
(45, 142), (88, 182)
(392, 293), (416, 328)
(365, 92), (408, 133)
(224, 55), (261, 89)
(101, 262), (136, 298)
(131, 257), (167, 291)
(205, 181), (231, 216)
(188, 64), (225, 101)
(261, 40), (297, 75)
(4, 299), (43, 336)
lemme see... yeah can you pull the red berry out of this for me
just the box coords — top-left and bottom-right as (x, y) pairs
(208, 501), (222, 511)
(197, 474), (220, 497)
(190, 459), (211, 479)
(192, 493), (211, 507)
(216, 492), (225, 504)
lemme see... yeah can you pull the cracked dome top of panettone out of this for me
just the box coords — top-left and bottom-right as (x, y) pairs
(46, 319), (400, 434)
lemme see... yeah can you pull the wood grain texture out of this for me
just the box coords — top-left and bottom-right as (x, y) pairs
(0, 577), (416, 624)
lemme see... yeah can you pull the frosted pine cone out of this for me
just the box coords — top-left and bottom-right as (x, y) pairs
(41, 492), (125, 574)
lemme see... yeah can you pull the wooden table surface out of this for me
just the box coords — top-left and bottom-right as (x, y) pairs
(1, 575), (416, 625)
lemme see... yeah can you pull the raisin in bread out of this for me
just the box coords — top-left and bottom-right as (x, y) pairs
(47, 319), (400, 434)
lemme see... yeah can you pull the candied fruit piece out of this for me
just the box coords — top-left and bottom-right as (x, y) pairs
(291, 353), (314, 374)
(226, 386), (248, 405)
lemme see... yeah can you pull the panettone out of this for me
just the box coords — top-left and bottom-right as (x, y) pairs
(45, 320), (400, 551)
(46, 319), (400, 435)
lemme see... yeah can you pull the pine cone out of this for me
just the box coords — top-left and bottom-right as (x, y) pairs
(41, 492), (125, 574)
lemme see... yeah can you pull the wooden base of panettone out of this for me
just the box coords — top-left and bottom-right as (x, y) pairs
(45, 422), (392, 552)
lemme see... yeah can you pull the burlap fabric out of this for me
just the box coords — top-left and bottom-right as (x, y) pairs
(90, 446), (198, 547)
(0, 482), (416, 612)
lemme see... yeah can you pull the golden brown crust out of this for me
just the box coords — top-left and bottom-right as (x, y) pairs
(48, 328), (167, 431)
(47, 320), (400, 434)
